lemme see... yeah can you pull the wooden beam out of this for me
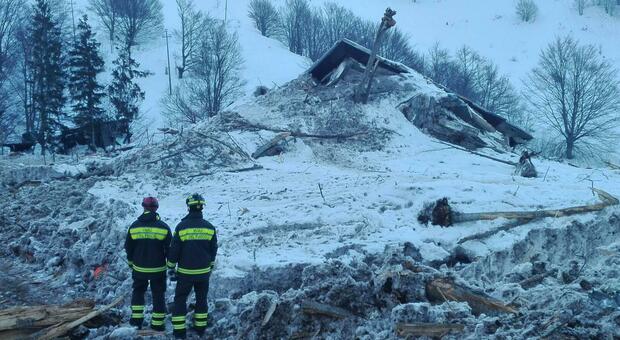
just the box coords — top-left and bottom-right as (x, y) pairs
(301, 301), (353, 319)
(426, 278), (517, 315)
(33, 295), (125, 340)
(396, 323), (464, 338)
(252, 132), (291, 159)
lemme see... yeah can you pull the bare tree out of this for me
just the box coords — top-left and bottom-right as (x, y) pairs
(248, 0), (279, 37)
(0, 0), (23, 79)
(0, 89), (19, 150)
(516, 0), (538, 22)
(116, 0), (164, 55)
(574, 0), (587, 15)
(175, 0), (204, 79)
(525, 36), (620, 159)
(597, 0), (617, 15)
(303, 8), (325, 61)
(164, 21), (244, 125)
(280, 0), (311, 55)
(88, 0), (122, 49)
(380, 28), (425, 73)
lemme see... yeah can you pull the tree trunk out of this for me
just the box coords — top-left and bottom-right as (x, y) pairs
(565, 138), (574, 159)
(354, 8), (396, 104)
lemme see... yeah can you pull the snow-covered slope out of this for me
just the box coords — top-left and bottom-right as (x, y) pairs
(74, 0), (619, 132)
(311, 0), (620, 87)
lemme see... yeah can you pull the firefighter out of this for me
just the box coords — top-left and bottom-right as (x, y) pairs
(167, 194), (218, 339)
(124, 197), (172, 331)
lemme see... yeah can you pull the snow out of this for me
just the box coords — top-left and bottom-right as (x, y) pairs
(84, 76), (620, 280)
(3, 1), (620, 337)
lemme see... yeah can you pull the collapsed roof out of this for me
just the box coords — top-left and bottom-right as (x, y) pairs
(306, 39), (533, 149)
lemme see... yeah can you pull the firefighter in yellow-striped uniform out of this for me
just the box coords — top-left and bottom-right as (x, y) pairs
(167, 194), (218, 339)
(124, 197), (172, 331)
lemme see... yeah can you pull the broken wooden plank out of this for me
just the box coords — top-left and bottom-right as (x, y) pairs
(33, 295), (125, 340)
(519, 271), (555, 289)
(261, 298), (278, 327)
(252, 132), (291, 159)
(426, 278), (517, 315)
(395, 322), (464, 338)
(301, 301), (353, 319)
(0, 306), (93, 331)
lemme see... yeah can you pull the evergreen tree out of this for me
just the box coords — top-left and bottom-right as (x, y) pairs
(68, 15), (105, 150)
(30, 0), (65, 155)
(108, 41), (147, 143)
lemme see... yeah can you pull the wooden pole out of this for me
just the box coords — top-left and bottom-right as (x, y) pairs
(164, 29), (173, 95)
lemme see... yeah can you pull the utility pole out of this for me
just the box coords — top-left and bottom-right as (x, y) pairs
(225, 0), (228, 23)
(164, 29), (172, 95)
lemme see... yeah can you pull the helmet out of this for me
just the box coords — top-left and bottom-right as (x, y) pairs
(186, 193), (205, 207)
(141, 197), (159, 212)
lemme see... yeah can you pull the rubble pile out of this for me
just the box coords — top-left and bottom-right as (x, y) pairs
(201, 215), (620, 339)
(0, 167), (133, 306)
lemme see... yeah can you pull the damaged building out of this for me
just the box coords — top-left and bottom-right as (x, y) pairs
(307, 39), (532, 150)
(244, 39), (532, 160)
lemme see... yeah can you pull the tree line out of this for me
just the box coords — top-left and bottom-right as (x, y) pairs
(0, 0), (164, 154)
(0, 0), (245, 154)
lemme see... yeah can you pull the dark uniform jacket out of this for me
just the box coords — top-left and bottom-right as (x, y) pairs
(125, 211), (172, 278)
(167, 211), (218, 281)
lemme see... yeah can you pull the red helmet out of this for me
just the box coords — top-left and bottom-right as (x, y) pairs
(141, 197), (159, 212)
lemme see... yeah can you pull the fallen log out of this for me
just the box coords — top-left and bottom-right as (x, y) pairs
(395, 322), (464, 338)
(33, 295), (125, 340)
(252, 132), (291, 159)
(426, 278), (517, 315)
(301, 301), (353, 319)
(421, 188), (618, 227)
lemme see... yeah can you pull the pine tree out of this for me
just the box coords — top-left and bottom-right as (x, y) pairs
(68, 15), (105, 150)
(108, 41), (148, 143)
(30, 0), (65, 155)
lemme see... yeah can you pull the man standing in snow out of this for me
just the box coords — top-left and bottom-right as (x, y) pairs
(167, 194), (218, 339)
(124, 197), (172, 331)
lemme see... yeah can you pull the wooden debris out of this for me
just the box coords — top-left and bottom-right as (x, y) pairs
(515, 151), (538, 178)
(0, 300), (106, 340)
(426, 278), (517, 315)
(395, 322), (464, 338)
(437, 141), (517, 166)
(252, 132), (291, 159)
(422, 188), (618, 227)
(605, 161), (620, 170)
(32, 295), (125, 340)
(261, 298), (278, 327)
(519, 271), (556, 289)
(0, 306), (92, 332)
(158, 127), (180, 135)
(301, 301), (353, 319)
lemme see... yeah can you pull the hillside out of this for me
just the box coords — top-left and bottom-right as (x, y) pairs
(1, 1), (620, 339)
(74, 0), (620, 132)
